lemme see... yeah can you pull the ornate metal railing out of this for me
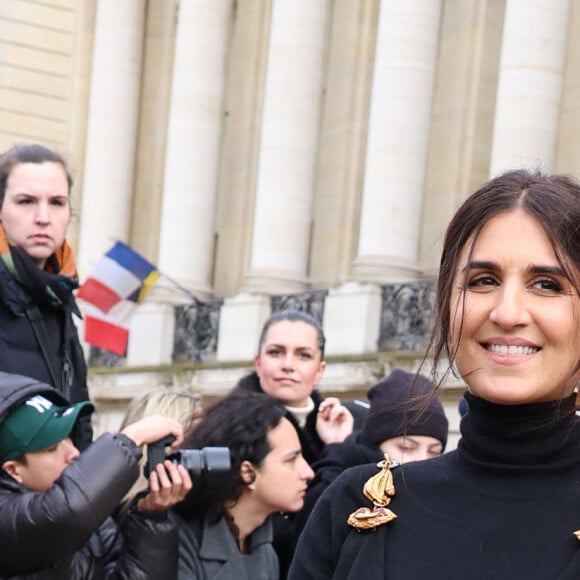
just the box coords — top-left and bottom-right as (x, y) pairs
(270, 289), (328, 323)
(173, 297), (223, 363)
(378, 278), (436, 352)
(88, 281), (436, 367)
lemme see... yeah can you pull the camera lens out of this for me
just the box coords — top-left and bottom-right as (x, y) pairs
(145, 439), (230, 483)
(177, 446), (231, 481)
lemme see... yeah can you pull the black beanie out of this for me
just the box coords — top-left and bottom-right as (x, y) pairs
(360, 369), (448, 450)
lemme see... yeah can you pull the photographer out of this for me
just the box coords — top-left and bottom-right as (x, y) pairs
(172, 390), (314, 580)
(0, 371), (192, 578)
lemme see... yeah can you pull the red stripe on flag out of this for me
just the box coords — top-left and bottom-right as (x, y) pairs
(84, 315), (129, 356)
(77, 278), (122, 313)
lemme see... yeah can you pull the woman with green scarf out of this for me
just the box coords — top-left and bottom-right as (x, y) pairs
(0, 143), (92, 449)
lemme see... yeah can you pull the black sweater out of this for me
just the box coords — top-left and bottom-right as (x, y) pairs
(289, 392), (580, 580)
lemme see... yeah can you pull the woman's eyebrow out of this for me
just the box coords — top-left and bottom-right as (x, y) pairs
(460, 260), (497, 274)
(528, 264), (566, 277)
(461, 261), (566, 277)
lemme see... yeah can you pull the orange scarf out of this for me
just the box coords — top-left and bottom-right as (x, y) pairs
(0, 222), (77, 279)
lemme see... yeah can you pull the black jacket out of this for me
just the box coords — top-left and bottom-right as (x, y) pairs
(0, 261), (92, 448)
(289, 393), (580, 580)
(280, 432), (383, 577)
(0, 373), (178, 579)
(299, 431), (383, 530)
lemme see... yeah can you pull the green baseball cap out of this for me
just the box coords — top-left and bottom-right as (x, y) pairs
(0, 395), (94, 463)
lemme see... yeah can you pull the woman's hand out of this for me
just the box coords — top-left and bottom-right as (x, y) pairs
(121, 415), (184, 449)
(316, 397), (354, 444)
(136, 460), (193, 513)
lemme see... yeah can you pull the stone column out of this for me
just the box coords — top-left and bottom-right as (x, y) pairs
(309, 0), (379, 289)
(490, 0), (569, 174)
(131, 0), (178, 263)
(212, 0), (271, 298)
(351, 0), (442, 282)
(243, 0), (331, 293)
(77, 0), (146, 278)
(123, 0), (178, 367)
(556, 1), (580, 174)
(420, 0), (505, 272)
(67, 0), (97, 254)
(157, 0), (232, 298)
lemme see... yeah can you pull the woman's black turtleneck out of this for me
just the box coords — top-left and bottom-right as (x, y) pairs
(289, 392), (580, 580)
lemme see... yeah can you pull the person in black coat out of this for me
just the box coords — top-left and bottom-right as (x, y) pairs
(286, 369), (448, 571)
(0, 144), (92, 448)
(236, 309), (356, 465)
(289, 169), (580, 579)
(0, 371), (192, 578)
(301, 369), (448, 523)
(234, 309), (356, 577)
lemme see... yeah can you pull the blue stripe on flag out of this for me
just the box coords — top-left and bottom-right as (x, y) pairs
(106, 241), (157, 282)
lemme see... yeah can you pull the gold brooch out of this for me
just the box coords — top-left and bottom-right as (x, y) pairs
(347, 454), (398, 531)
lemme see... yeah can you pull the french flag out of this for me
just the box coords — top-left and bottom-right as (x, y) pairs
(77, 242), (159, 356)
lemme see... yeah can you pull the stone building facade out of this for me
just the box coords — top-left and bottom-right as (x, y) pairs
(1, 0), (577, 448)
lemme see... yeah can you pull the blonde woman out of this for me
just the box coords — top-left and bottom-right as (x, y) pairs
(119, 388), (203, 502)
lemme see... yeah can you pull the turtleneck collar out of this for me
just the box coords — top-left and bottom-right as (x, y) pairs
(459, 391), (580, 470)
(285, 396), (315, 428)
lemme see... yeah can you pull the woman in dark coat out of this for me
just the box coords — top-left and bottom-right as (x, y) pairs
(300, 368), (448, 525)
(236, 309), (355, 466)
(289, 169), (580, 579)
(0, 144), (92, 448)
(0, 371), (192, 579)
(234, 309), (355, 576)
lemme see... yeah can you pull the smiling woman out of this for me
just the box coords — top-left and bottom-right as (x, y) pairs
(0, 144), (92, 449)
(450, 209), (579, 405)
(288, 169), (580, 580)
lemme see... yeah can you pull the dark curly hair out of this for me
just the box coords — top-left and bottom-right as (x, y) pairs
(173, 390), (286, 519)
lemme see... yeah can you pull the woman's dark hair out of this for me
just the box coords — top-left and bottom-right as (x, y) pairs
(173, 391), (286, 519)
(426, 169), (580, 390)
(258, 309), (326, 359)
(0, 144), (73, 206)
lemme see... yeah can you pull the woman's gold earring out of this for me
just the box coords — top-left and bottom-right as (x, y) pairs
(240, 462), (256, 485)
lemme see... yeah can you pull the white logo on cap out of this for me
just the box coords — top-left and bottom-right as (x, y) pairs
(25, 396), (53, 414)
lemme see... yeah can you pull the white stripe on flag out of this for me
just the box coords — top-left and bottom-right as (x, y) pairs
(86, 255), (143, 300)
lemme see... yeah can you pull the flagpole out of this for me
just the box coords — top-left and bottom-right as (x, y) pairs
(107, 238), (211, 305)
(156, 272), (214, 305)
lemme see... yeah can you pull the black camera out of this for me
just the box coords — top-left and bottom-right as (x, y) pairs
(145, 435), (231, 485)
